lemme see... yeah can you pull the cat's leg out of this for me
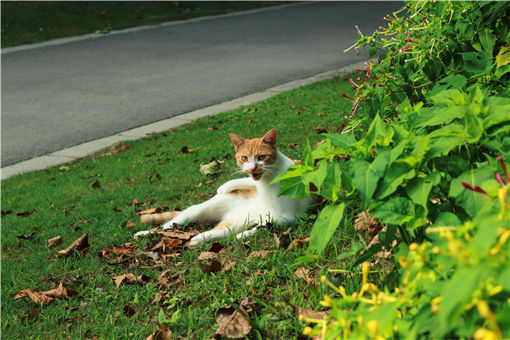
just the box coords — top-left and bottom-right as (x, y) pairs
(134, 194), (232, 239)
(188, 219), (257, 247)
(134, 211), (181, 239)
(160, 193), (234, 230)
(235, 227), (258, 240)
(216, 178), (256, 194)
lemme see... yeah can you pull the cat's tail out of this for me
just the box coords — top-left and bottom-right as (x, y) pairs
(140, 211), (180, 225)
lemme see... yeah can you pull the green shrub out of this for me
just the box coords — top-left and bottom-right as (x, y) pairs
(281, 1), (510, 338)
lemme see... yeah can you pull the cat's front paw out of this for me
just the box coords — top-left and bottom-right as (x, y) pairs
(161, 221), (177, 230)
(133, 229), (154, 239)
(188, 234), (205, 247)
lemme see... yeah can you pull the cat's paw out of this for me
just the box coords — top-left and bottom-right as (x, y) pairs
(161, 221), (177, 230)
(188, 234), (205, 247)
(236, 227), (258, 240)
(133, 229), (153, 239)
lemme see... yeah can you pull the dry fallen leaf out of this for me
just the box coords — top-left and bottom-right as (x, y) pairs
(293, 267), (318, 285)
(111, 273), (148, 289)
(198, 251), (219, 261)
(288, 237), (310, 250)
(48, 236), (64, 248)
(14, 281), (77, 305)
(200, 259), (222, 274)
(122, 221), (136, 229)
(315, 126), (328, 134)
(114, 144), (131, 153)
(216, 305), (251, 339)
(246, 250), (272, 261)
(16, 231), (37, 240)
(298, 307), (329, 320)
(123, 304), (136, 318)
(149, 173), (162, 183)
(145, 323), (172, 340)
(136, 208), (161, 215)
(179, 146), (199, 154)
(56, 232), (89, 256)
(91, 180), (101, 189)
(151, 237), (183, 253)
(1, 210), (12, 217)
(157, 269), (186, 290)
(199, 160), (221, 176)
(98, 243), (138, 258)
(273, 228), (292, 249)
(154, 229), (198, 240)
(16, 209), (37, 217)
(354, 210), (382, 236)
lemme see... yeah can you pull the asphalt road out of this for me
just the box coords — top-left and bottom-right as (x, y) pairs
(1, 2), (402, 167)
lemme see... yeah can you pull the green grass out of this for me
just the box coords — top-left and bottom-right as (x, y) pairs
(1, 76), (386, 339)
(1, 1), (279, 48)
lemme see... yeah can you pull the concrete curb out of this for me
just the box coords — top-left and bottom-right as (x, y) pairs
(1, 61), (366, 180)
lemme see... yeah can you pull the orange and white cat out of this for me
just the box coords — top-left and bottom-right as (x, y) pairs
(134, 129), (313, 247)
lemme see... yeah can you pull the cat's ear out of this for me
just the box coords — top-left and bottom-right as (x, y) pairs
(229, 133), (245, 150)
(262, 129), (277, 146)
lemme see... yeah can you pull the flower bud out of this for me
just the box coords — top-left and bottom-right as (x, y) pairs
(302, 326), (313, 336)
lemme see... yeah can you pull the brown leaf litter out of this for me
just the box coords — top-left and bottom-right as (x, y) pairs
(14, 281), (77, 305)
(56, 232), (89, 256)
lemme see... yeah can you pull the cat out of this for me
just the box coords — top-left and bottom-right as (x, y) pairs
(134, 129), (314, 247)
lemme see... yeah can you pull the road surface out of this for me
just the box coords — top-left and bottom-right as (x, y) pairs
(1, 1), (402, 167)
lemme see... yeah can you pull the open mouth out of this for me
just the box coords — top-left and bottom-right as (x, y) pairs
(251, 172), (263, 181)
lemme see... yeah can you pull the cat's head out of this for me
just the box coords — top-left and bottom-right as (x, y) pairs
(229, 129), (277, 181)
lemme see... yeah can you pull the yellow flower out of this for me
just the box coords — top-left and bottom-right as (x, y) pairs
(474, 327), (498, 340)
(366, 319), (378, 337)
(488, 285), (503, 296)
(302, 326), (313, 336)
(476, 300), (492, 319)
(320, 295), (333, 308)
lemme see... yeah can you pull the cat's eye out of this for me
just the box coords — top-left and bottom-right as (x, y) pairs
(241, 156), (249, 162)
(258, 155), (266, 161)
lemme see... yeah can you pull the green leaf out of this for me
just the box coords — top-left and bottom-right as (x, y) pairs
(495, 44), (510, 68)
(414, 106), (461, 129)
(311, 138), (337, 161)
(375, 162), (416, 200)
(326, 133), (357, 149)
(435, 267), (485, 336)
(426, 124), (466, 158)
(309, 203), (345, 253)
(302, 159), (328, 194)
(158, 308), (166, 324)
(459, 51), (493, 75)
(478, 28), (495, 54)
(320, 161), (343, 202)
(434, 212), (462, 226)
(406, 172), (440, 208)
(273, 165), (312, 199)
(449, 165), (494, 217)
(371, 197), (414, 226)
(364, 114), (394, 149)
(350, 151), (389, 208)
(463, 111), (484, 143)
(429, 89), (463, 106)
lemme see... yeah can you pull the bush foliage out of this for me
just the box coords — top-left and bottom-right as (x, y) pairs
(285, 1), (510, 338)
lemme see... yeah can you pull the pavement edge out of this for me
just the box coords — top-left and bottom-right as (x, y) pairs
(1, 61), (366, 180)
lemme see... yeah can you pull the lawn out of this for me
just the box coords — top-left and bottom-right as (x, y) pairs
(1, 1), (279, 47)
(1, 76), (382, 339)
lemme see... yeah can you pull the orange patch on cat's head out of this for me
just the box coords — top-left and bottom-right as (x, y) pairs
(230, 129), (278, 178)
